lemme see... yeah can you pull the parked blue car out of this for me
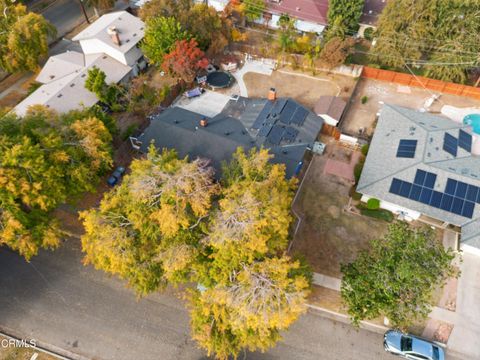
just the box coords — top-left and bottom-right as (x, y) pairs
(384, 330), (445, 360)
(107, 166), (126, 186)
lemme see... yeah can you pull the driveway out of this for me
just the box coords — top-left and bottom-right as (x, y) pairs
(0, 239), (401, 360)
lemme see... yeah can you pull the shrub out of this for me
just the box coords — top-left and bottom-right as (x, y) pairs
(366, 198), (380, 210)
(122, 124), (138, 141)
(354, 161), (364, 183)
(361, 144), (369, 156)
(352, 191), (363, 201)
(361, 95), (368, 104)
(363, 27), (374, 41)
(359, 208), (393, 222)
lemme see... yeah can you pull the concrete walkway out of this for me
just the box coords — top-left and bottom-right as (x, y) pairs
(231, 58), (274, 97)
(445, 252), (480, 359)
(313, 272), (341, 290)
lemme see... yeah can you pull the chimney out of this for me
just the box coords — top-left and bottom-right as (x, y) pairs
(268, 88), (276, 101)
(200, 118), (208, 127)
(107, 26), (121, 46)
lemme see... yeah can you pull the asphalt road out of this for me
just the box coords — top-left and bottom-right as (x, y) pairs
(0, 239), (399, 360)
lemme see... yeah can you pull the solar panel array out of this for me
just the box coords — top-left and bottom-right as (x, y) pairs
(396, 139), (417, 158)
(389, 169), (476, 218)
(252, 99), (307, 144)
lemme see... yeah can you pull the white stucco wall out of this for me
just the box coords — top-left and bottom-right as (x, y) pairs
(361, 195), (421, 222)
(461, 243), (480, 257)
(257, 14), (324, 34)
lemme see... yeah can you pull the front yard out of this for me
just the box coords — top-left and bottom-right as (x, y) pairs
(290, 145), (389, 277)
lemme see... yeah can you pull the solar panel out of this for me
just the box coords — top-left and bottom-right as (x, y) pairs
(279, 101), (297, 124)
(271, 99), (287, 115)
(291, 107), (308, 125)
(282, 126), (298, 142)
(420, 188), (433, 204)
(458, 129), (472, 152)
(430, 191), (443, 207)
(390, 178), (402, 194)
(440, 194), (454, 212)
(466, 185), (478, 202)
(396, 139), (417, 158)
(455, 181), (468, 198)
(409, 185), (422, 201)
(252, 101), (273, 129)
(451, 197), (464, 215)
(443, 133), (458, 157)
(445, 179), (457, 195)
(462, 201), (475, 218)
(399, 181), (412, 197)
(414, 170), (426, 185)
(266, 125), (284, 145)
(258, 123), (273, 137)
(424, 172), (437, 188)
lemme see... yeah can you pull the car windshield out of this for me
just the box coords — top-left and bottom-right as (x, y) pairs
(400, 336), (413, 351)
(433, 346), (440, 360)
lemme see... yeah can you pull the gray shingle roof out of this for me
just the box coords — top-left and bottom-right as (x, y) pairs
(138, 97), (324, 178)
(358, 104), (480, 249)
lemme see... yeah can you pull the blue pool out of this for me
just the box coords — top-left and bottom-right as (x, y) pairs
(464, 114), (480, 134)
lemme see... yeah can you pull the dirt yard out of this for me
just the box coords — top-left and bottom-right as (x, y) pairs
(290, 152), (389, 277)
(243, 68), (357, 110)
(341, 78), (480, 137)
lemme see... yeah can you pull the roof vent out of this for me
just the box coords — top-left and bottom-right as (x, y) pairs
(224, 131), (231, 136)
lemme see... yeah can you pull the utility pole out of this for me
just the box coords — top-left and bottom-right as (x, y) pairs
(78, 0), (91, 24)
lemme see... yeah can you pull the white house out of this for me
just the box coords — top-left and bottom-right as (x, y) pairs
(14, 51), (131, 116)
(13, 11), (146, 116)
(73, 11), (146, 74)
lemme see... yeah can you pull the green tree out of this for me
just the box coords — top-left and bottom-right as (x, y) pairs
(0, 2), (56, 72)
(341, 222), (457, 329)
(372, 0), (480, 83)
(0, 106), (112, 259)
(138, 0), (192, 22)
(319, 36), (355, 69)
(80, 147), (219, 294)
(84, 67), (123, 109)
(326, 0), (364, 35)
(243, 0), (265, 22)
(277, 14), (297, 52)
(141, 16), (190, 65)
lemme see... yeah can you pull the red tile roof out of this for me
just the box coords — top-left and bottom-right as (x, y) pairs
(266, 0), (329, 25)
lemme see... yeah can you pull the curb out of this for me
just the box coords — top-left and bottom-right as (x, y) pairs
(306, 303), (389, 335)
(0, 328), (88, 360)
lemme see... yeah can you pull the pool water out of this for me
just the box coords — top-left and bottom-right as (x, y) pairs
(464, 114), (480, 134)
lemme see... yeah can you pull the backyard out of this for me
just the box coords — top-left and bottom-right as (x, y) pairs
(243, 68), (356, 110)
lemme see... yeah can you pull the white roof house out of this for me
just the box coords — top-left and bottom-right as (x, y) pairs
(13, 11), (146, 116)
(14, 52), (131, 116)
(73, 11), (145, 67)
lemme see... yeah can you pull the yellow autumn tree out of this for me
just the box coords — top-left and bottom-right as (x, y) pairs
(80, 146), (219, 294)
(189, 148), (310, 359)
(0, 106), (113, 259)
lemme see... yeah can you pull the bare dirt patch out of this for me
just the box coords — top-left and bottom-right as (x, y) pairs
(243, 69), (356, 110)
(291, 154), (389, 277)
(341, 78), (480, 138)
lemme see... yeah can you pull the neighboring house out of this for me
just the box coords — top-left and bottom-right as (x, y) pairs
(358, 104), (480, 255)
(314, 96), (346, 126)
(136, 93), (324, 177)
(358, 0), (387, 36)
(13, 11), (145, 116)
(73, 11), (146, 73)
(14, 51), (131, 116)
(260, 0), (328, 33)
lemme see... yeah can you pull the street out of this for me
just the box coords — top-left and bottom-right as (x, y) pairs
(0, 239), (398, 360)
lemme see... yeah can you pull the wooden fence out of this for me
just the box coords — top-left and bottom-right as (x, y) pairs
(361, 66), (480, 100)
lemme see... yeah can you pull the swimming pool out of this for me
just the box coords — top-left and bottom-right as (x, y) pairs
(463, 114), (480, 134)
